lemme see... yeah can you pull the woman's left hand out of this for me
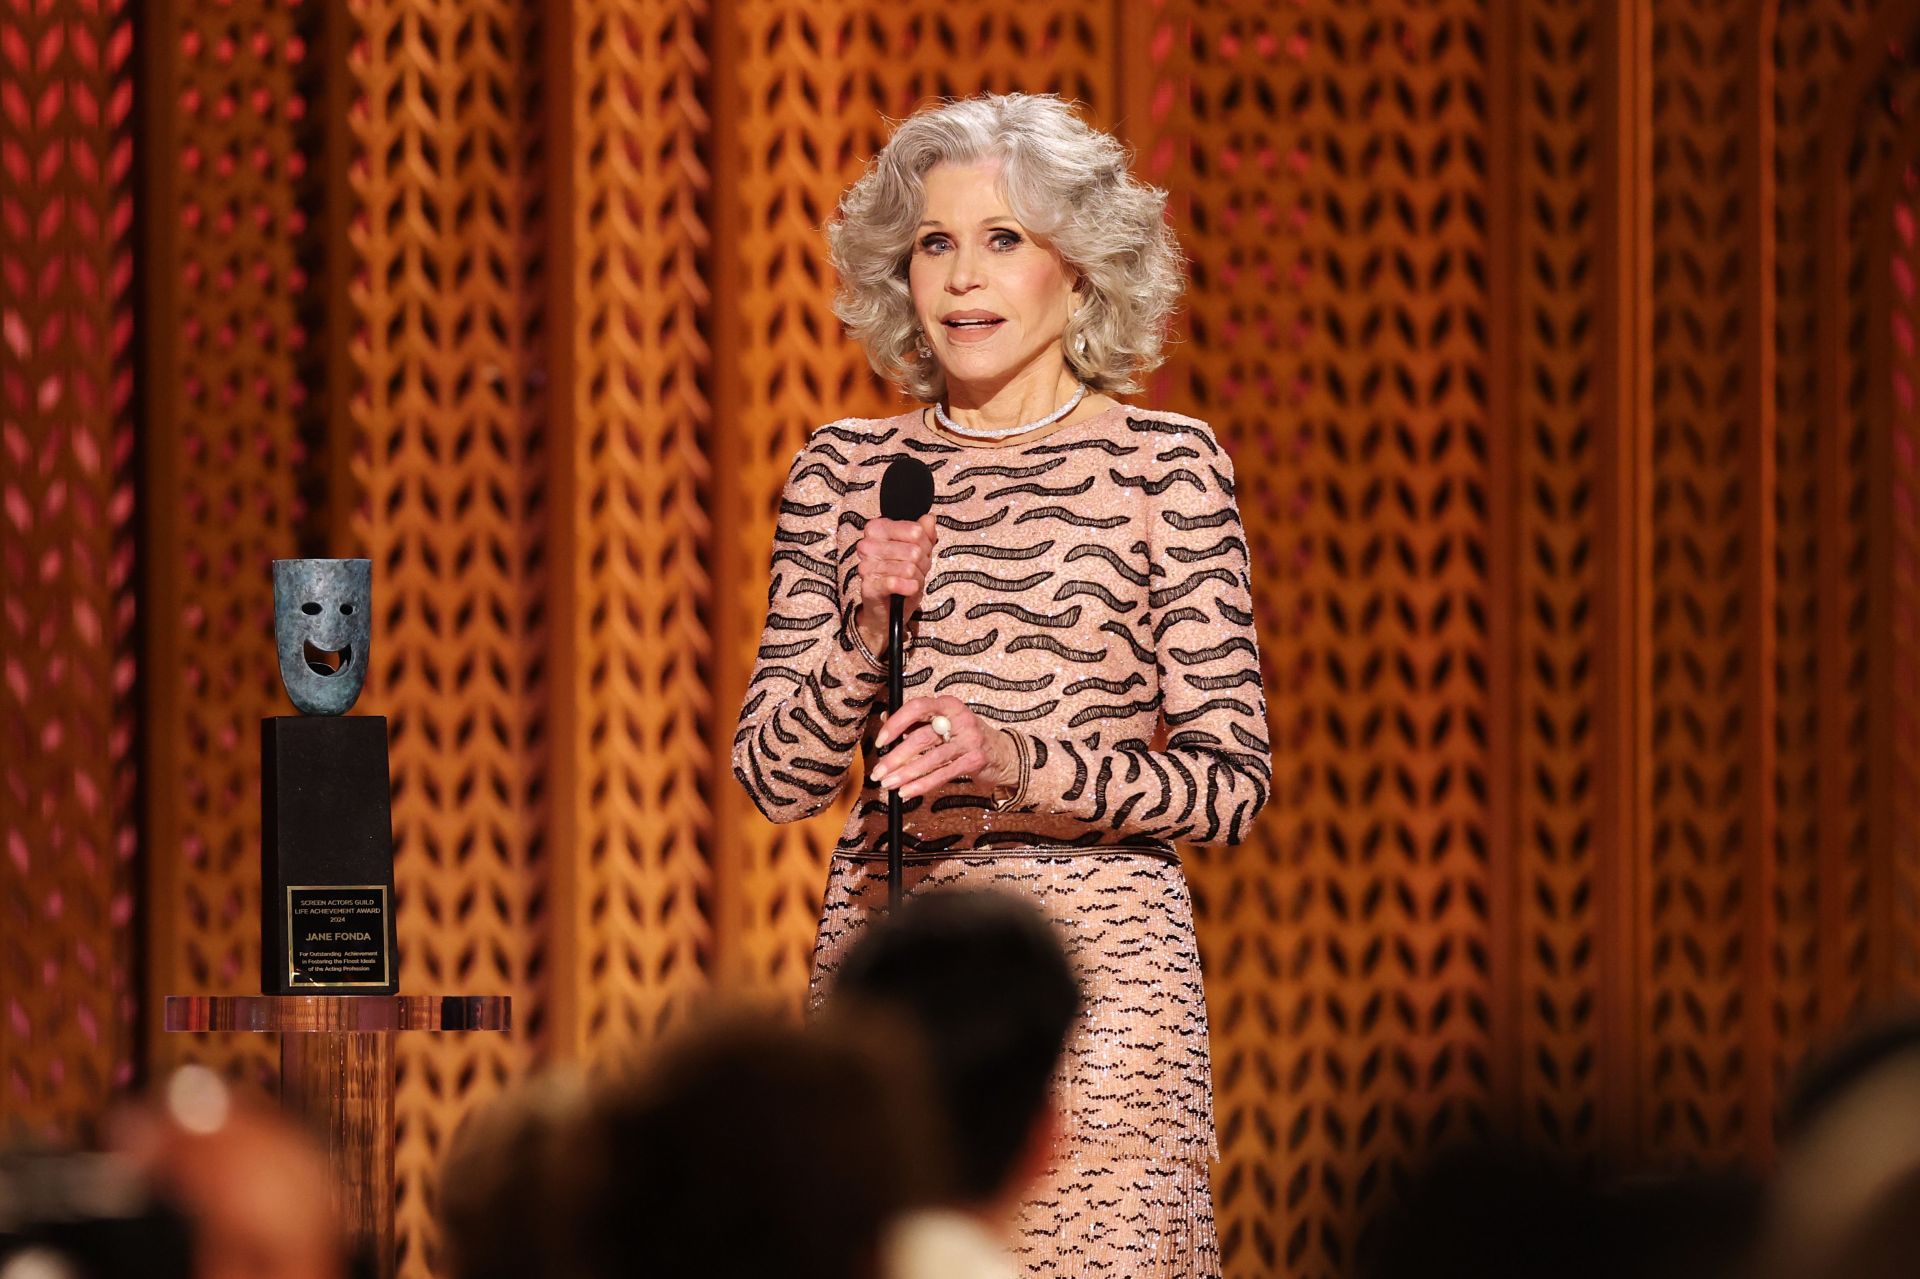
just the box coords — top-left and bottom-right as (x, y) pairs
(870, 696), (1017, 799)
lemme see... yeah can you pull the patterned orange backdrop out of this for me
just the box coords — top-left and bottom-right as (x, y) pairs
(8, 1), (1920, 1276)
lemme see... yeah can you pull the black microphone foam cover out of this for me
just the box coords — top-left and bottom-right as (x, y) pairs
(880, 455), (935, 522)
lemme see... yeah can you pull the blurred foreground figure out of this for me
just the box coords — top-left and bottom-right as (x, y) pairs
(829, 889), (1081, 1279)
(0, 1149), (192, 1279)
(1767, 1013), (1920, 1279)
(1364, 1142), (1757, 1279)
(438, 1069), (587, 1279)
(110, 1066), (349, 1279)
(568, 1014), (943, 1279)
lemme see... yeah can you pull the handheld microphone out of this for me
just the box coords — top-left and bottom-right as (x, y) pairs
(878, 456), (934, 907)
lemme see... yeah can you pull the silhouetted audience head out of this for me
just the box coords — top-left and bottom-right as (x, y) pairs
(1779, 1011), (1920, 1143)
(1823, 1162), (1920, 1279)
(438, 1068), (586, 1279)
(1768, 1010), (1920, 1278)
(570, 1012), (943, 1279)
(830, 888), (1081, 1212)
(1364, 1142), (1757, 1279)
(1364, 1143), (1608, 1279)
(1601, 1169), (1760, 1279)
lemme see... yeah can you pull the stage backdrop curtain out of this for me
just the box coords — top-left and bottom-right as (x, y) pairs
(9, 2), (1920, 1277)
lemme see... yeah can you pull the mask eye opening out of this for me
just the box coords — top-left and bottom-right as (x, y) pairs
(341, 603), (355, 615)
(301, 602), (321, 616)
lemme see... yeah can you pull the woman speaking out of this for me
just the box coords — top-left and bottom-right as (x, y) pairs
(732, 94), (1270, 1277)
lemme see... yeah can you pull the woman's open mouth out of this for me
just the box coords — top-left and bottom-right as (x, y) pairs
(942, 312), (1005, 343)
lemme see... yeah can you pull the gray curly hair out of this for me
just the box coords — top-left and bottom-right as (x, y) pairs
(826, 93), (1183, 402)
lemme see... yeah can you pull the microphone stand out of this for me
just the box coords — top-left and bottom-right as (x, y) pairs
(886, 593), (906, 909)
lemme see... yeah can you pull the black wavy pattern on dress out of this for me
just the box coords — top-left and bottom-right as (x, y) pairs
(936, 669), (1056, 693)
(1152, 607), (1209, 640)
(1053, 579), (1138, 613)
(1163, 696), (1258, 726)
(1007, 633), (1108, 662)
(751, 664), (808, 687)
(1109, 467), (1205, 496)
(973, 699), (1062, 723)
(1069, 696), (1162, 729)
(944, 538), (1054, 561)
(1168, 636), (1257, 664)
(1183, 669), (1263, 691)
(967, 601), (1083, 628)
(926, 568), (1051, 594)
(769, 769), (836, 798)
(1149, 567), (1238, 609)
(936, 508), (1009, 532)
(1164, 535), (1247, 564)
(1063, 672), (1146, 697)
(984, 475), (1097, 503)
(1124, 415), (1219, 454)
(780, 573), (830, 603)
(1028, 436), (1139, 457)
(915, 630), (999, 657)
(771, 547), (836, 576)
(756, 637), (819, 660)
(950, 458), (1065, 481)
(816, 424), (897, 447)
(1231, 722), (1270, 752)
(765, 610), (834, 631)
(1064, 543), (1150, 584)
(1014, 505), (1130, 529)
(793, 462), (873, 495)
(1161, 508), (1235, 531)
(1101, 619), (1155, 663)
(1215, 597), (1255, 626)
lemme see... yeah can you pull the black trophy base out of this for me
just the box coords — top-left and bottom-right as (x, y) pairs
(261, 716), (399, 996)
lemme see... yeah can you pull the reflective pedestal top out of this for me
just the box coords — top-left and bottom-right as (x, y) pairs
(164, 994), (510, 1033)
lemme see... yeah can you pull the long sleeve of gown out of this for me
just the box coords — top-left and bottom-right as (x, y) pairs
(731, 436), (887, 823)
(998, 439), (1273, 847)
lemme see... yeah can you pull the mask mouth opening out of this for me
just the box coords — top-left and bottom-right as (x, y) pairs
(303, 642), (353, 676)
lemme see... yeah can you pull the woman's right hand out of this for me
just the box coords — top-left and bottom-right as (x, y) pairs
(853, 514), (938, 658)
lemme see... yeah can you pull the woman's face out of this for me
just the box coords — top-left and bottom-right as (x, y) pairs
(908, 160), (1078, 396)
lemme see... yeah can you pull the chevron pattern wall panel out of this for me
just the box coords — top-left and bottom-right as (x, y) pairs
(554, 0), (716, 1059)
(344, 2), (550, 1271)
(1499, 0), (1619, 1162)
(1149, 5), (1496, 1274)
(1642, 0), (1766, 1166)
(141, 0), (326, 1093)
(0, 0), (137, 1140)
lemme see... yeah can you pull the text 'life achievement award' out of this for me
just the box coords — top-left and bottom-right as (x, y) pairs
(260, 559), (399, 995)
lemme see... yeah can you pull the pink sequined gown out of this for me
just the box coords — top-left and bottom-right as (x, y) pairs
(733, 404), (1271, 1279)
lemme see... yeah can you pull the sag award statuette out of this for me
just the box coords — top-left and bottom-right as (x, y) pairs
(260, 559), (399, 995)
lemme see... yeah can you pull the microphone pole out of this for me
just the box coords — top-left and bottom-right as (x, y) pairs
(887, 589), (906, 909)
(878, 456), (934, 910)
